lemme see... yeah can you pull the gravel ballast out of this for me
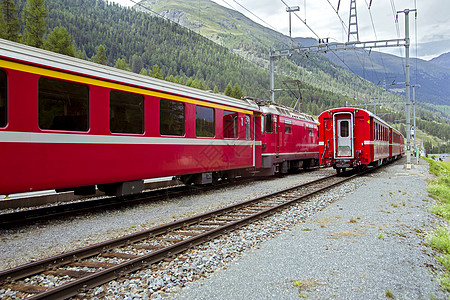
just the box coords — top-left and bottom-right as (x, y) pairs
(0, 169), (333, 271)
(1, 160), (447, 299)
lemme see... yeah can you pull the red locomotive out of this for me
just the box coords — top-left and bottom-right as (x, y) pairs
(257, 102), (319, 175)
(318, 107), (404, 173)
(0, 39), (319, 197)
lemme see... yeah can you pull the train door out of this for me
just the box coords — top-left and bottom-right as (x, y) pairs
(333, 112), (354, 159)
(274, 115), (280, 155)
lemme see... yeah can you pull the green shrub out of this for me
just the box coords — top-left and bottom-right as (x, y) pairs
(437, 255), (450, 271)
(429, 227), (450, 254)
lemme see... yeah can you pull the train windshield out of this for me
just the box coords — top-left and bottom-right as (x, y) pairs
(264, 114), (273, 133)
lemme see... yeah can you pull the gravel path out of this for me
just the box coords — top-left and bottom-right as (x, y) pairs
(171, 159), (447, 300)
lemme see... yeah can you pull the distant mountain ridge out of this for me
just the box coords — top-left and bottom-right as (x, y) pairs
(430, 52), (450, 69)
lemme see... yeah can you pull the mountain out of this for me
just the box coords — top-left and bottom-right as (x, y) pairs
(323, 48), (450, 106)
(136, 0), (389, 104)
(136, 0), (450, 108)
(430, 52), (450, 69)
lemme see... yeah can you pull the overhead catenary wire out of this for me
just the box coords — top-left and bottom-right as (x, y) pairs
(127, 0), (399, 102)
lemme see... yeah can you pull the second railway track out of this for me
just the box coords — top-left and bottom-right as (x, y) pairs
(0, 167), (376, 299)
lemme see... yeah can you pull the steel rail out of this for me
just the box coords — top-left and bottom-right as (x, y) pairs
(0, 177), (262, 227)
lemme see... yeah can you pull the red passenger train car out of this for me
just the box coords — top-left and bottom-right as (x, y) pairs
(257, 102), (319, 175)
(0, 39), (263, 196)
(318, 107), (404, 173)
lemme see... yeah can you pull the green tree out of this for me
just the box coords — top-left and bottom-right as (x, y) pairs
(224, 83), (233, 97)
(114, 58), (131, 71)
(231, 83), (243, 99)
(0, 15), (5, 39)
(213, 85), (219, 93)
(92, 44), (107, 65)
(22, 0), (48, 48)
(139, 68), (148, 76)
(43, 26), (75, 56)
(131, 54), (143, 73)
(149, 64), (163, 79)
(0, 0), (21, 42)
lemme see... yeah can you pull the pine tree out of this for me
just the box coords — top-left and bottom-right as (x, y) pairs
(0, 0), (21, 42)
(0, 9), (5, 39)
(22, 0), (48, 48)
(213, 85), (219, 93)
(43, 26), (75, 56)
(224, 83), (233, 97)
(139, 68), (148, 76)
(131, 54), (143, 73)
(149, 64), (163, 79)
(92, 45), (107, 65)
(114, 58), (131, 71)
(231, 83), (243, 99)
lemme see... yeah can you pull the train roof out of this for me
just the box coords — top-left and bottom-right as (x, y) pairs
(0, 38), (260, 112)
(243, 97), (316, 123)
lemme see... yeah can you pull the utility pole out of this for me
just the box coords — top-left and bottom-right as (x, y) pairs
(270, 47), (275, 102)
(412, 84), (420, 164)
(398, 9), (416, 169)
(286, 6), (300, 48)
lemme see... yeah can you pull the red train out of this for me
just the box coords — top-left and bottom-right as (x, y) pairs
(318, 107), (404, 173)
(0, 39), (318, 197)
(257, 102), (319, 175)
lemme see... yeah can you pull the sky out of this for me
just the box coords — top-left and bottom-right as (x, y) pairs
(107, 0), (449, 60)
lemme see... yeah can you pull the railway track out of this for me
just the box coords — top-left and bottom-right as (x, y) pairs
(0, 168), (372, 299)
(0, 177), (263, 228)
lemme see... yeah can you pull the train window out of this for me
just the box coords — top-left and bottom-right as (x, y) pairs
(160, 99), (185, 136)
(223, 110), (238, 138)
(0, 70), (6, 127)
(265, 114), (273, 133)
(110, 90), (144, 134)
(285, 120), (292, 134)
(196, 105), (215, 137)
(245, 115), (251, 139)
(340, 120), (349, 137)
(39, 77), (89, 131)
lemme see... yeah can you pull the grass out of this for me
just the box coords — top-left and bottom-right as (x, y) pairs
(385, 289), (395, 298)
(291, 279), (325, 298)
(426, 158), (450, 291)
